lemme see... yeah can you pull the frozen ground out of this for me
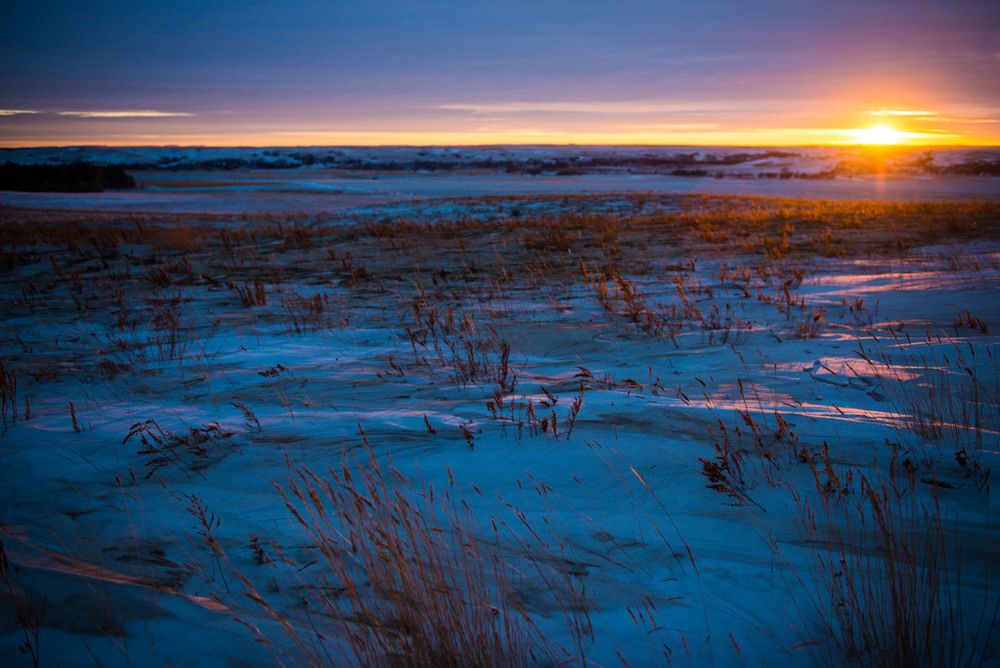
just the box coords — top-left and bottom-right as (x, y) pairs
(1, 178), (999, 667)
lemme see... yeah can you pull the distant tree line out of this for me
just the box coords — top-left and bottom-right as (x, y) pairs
(929, 159), (1000, 176)
(0, 161), (136, 192)
(113, 150), (806, 174)
(15, 152), (991, 181)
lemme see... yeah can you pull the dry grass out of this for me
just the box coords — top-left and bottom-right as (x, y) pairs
(696, 369), (805, 507)
(232, 278), (268, 307)
(401, 299), (516, 386)
(142, 291), (193, 361)
(124, 418), (239, 478)
(269, 446), (551, 667)
(854, 332), (1000, 457)
(674, 196), (998, 256)
(0, 539), (40, 667)
(279, 290), (330, 334)
(2, 193), (998, 666)
(0, 359), (17, 435)
(799, 469), (998, 667)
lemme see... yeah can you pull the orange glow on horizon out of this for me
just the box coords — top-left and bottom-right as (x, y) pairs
(2, 128), (995, 149)
(1, 109), (997, 148)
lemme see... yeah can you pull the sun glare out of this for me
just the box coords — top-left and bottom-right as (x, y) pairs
(849, 124), (907, 145)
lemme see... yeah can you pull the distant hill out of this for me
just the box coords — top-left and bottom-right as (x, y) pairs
(0, 145), (998, 180)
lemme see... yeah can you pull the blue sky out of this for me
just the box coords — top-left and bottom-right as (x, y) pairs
(2, 0), (998, 145)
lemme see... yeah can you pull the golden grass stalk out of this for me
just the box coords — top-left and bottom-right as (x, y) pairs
(854, 333), (999, 454)
(800, 469), (998, 667)
(273, 447), (548, 667)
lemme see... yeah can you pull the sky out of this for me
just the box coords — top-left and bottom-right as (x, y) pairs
(1, 0), (999, 147)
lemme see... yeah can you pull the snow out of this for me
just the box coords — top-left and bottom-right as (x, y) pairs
(1, 145), (999, 215)
(1, 159), (999, 667)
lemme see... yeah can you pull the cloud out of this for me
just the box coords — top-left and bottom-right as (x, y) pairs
(56, 110), (194, 118)
(438, 102), (733, 115)
(623, 123), (721, 131)
(867, 109), (936, 117)
(869, 108), (1000, 125)
(919, 116), (999, 124)
(1, 109), (195, 118)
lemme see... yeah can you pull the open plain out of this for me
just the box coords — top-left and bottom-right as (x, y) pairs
(2, 158), (999, 667)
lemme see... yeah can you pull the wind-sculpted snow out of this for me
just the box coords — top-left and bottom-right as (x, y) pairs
(0, 191), (998, 667)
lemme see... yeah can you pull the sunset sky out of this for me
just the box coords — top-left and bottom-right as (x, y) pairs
(2, 0), (999, 147)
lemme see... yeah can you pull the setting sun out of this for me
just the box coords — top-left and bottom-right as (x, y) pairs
(849, 124), (908, 145)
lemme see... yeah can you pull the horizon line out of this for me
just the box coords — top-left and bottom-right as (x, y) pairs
(3, 141), (998, 150)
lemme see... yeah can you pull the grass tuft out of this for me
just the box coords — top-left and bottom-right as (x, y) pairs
(270, 448), (549, 667)
(855, 333), (1000, 455)
(800, 469), (998, 667)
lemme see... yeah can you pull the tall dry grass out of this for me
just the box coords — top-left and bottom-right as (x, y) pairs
(798, 469), (998, 667)
(0, 540), (41, 667)
(268, 447), (552, 667)
(0, 359), (17, 435)
(854, 332), (999, 457)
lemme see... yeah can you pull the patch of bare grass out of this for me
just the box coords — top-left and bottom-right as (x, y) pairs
(854, 332), (1000, 457)
(798, 468), (998, 667)
(267, 447), (552, 667)
(0, 359), (17, 435)
(124, 418), (239, 478)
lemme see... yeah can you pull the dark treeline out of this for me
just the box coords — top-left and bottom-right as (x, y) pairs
(930, 159), (1000, 176)
(119, 150), (801, 174)
(115, 150), (1000, 178)
(0, 161), (136, 192)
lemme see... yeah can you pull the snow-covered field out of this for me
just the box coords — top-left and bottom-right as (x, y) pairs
(3, 144), (1000, 212)
(1, 171), (999, 667)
